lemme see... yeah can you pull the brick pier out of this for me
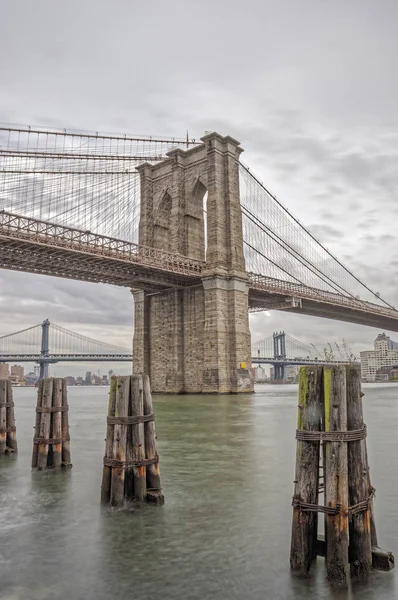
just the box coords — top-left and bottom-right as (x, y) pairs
(133, 133), (253, 393)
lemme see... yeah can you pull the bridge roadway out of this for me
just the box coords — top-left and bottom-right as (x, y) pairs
(252, 357), (349, 366)
(1, 210), (398, 332)
(0, 353), (133, 363)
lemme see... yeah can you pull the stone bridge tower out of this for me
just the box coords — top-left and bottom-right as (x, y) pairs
(132, 133), (253, 393)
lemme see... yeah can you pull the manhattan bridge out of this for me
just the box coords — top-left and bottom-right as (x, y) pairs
(0, 124), (396, 393)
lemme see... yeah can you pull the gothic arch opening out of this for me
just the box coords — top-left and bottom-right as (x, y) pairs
(153, 191), (172, 251)
(185, 179), (207, 260)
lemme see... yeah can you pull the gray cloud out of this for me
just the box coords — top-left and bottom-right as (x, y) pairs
(0, 0), (398, 371)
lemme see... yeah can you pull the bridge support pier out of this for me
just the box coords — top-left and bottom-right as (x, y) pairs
(133, 132), (253, 394)
(133, 281), (252, 394)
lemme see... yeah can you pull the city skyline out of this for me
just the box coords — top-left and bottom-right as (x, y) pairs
(1, 330), (394, 380)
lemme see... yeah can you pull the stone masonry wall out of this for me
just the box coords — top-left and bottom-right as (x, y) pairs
(133, 133), (253, 394)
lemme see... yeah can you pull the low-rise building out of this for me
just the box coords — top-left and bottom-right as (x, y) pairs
(360, 333), (398, 381)
(0, 363), (9, 379)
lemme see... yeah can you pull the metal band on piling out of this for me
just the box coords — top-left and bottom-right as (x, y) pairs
(292, 487), (375, 516)
(36, 406), (69, 413)
(106, 413), (154, 425)
(295, 425), (367, 442)
(34, 436), (70, 445)
(0, 426), (16, 433)
(103, 456), (159, 469)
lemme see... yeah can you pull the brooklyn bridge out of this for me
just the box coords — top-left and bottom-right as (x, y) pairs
(0, 125), (397, 393)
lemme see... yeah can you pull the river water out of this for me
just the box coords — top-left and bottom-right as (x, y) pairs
(0, 383), (397, 600)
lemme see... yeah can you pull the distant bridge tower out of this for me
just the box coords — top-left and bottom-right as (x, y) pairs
(40, 318), (50, 379)
(133, 133), (253, 393)
(273, 331), (286, 380)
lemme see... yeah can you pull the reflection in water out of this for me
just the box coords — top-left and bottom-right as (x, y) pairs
(0, 384), (396, 599)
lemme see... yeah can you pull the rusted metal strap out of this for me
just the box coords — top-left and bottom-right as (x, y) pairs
(36, 406), (69, 413)
(296, 425), (366, 442)
(293, 487), (375, 516)
(292, 498), (341, 515)
(349, 487), (376, 516)
(0, 426), (16, 433)
(0, 402), (14, 408)
(34, 436), (70, 445)
(103, 456), (158, 469)
(106, 413), (154, 425)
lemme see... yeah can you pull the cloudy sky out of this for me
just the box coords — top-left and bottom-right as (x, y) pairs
(1, 0), (398, 374)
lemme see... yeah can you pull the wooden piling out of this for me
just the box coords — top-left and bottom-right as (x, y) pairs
(143, 374), (164, 504)
(131, 375), (147, 502)
(61, 379), (72, 467)
(101, 377), (117, 504)
(323, 365), (349, 586)
(346, 365), (372, 577)
(37, 378), (53, 470)
(110, 377), (130, 507)
(291, 365), (393, 584)
(31, 379), (43, 468)
(5, 380), (17, 453)
(32, 377), (72, 470)
(0, 380), (8, 454)
(290, 366), (323, 575)
(101, 374), (163, 507)
(52, 378), (63, 469)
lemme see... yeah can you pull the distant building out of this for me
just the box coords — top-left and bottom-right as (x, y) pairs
(65, 376), (76, 386)
(269, 364), (300, 382)
(360, 333), (398, 381)
(285, 365), (300, 382)
(253, 365), (268, 382)
(85, 371), (92, 385)
(0, 363), (9, 379)
(10, 365), (24, 384)
(25, 371), (39, 386)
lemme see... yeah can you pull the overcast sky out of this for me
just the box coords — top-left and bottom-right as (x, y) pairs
(1, 0), (398, 374)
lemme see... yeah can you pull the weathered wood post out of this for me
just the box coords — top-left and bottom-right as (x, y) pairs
(0, 380), (17, 455)
(290, 366), (323, 574)
(143, 374), (164, 504)
(101, 374), (163, 507)
(323, 365), (349, 586)
(101, 377), (117, 504)
(291, 364), (394, 584)
(346, 365), (372, 577)
(31, 377), (72, 470)
(131, 375), (147, 502)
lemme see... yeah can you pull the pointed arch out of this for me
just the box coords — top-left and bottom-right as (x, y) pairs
(153, 190), (172, 251)
(184, 178), (208, 260)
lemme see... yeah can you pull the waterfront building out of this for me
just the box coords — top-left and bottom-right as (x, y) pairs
(0, 363), (9, 379)
(10, 365), (24, 383)
(360, 333), (398, 381)
(253, 365), (268, 382)
(25, 371), (39, 386)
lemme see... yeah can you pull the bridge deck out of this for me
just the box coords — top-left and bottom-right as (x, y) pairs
(1, 210), (398, 331)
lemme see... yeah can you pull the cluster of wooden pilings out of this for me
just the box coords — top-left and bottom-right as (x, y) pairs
(31, 378), (72, 470)
(101, 374), (164, 507)
(0, 380), (17, 454)
(290, 365), (394, 586)
(0, 373), (164, 509)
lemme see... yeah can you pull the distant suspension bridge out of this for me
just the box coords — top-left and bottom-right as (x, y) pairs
(252, 331), (356, 379)
(0, 319), (133, 378)
(0, 321), (352, 382)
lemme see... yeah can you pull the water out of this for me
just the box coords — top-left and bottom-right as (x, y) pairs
(0, 383), (397, 600)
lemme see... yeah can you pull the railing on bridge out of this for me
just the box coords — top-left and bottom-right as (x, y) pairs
(1, 123), (398, 330)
